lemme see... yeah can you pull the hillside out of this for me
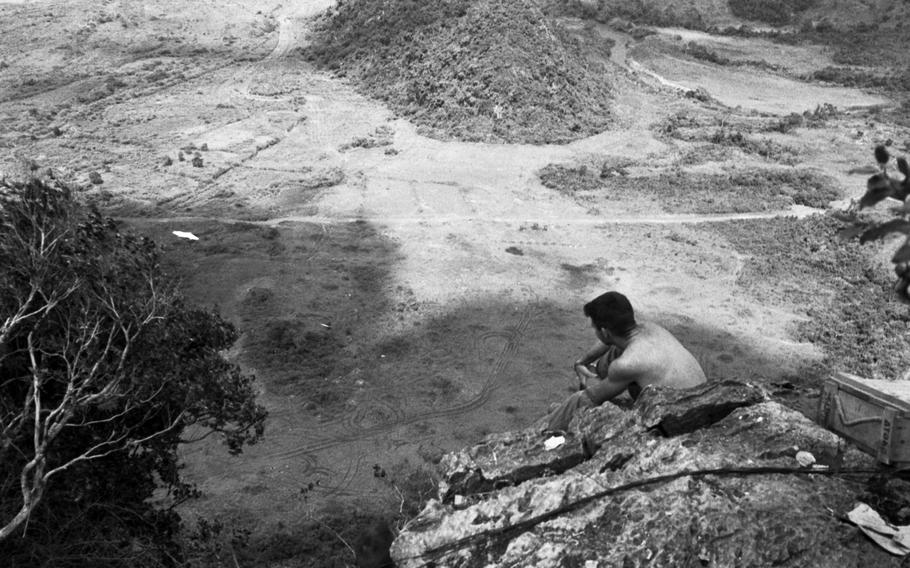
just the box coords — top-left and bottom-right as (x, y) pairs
(303, 0), (615, 143)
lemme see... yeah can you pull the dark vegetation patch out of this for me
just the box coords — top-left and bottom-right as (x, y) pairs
(728, 0), (817, 26)
(705, 129), (800, 164)
(543, 0), (710, 30)
(539, 164), (605, 196)
(246, 319), (345, 399)
(657, 112), (804, 163)
(680, 41), (780, 72)
(339, 125), (395, 152)
(763, 103), (840, 133)
(539, 165), (839, 213)
(235, 223), (396, 400)
(560, 262), (603, 289)
(303, 0), (614, 144)
(808, 65), (910, 94)
(660, 106), (839, 148)
(145, 218), (399, 404)
(710, 215), (910, 382)
(230, 509), (394, 568)
(224, 462), (436, 568)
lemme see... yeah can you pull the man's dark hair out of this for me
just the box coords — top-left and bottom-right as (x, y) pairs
(583, 291), (636, 336)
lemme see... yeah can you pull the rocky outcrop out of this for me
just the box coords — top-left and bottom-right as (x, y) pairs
(391, 381), (903, 567)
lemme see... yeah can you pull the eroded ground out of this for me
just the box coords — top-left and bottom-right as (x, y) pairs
(2, 0), (910, 564)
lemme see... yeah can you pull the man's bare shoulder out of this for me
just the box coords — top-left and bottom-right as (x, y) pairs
(631, 321), (686, 348)
(605, 345), (653, 383)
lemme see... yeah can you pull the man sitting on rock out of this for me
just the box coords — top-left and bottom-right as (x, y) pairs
(545, 291), (707, 432)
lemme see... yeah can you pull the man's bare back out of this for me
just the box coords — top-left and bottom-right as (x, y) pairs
(586, 321), (706, 405)
(545, 291), (707, 432)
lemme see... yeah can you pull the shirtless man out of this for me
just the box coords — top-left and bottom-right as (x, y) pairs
(545, 291), (707, 432)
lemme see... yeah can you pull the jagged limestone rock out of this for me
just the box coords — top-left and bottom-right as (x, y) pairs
(439, 428), (588, 503)
(392, 381), (896, 568)
(635, 379), (768, 436)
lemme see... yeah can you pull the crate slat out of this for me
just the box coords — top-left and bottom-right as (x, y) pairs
(817, 372), (910, 465)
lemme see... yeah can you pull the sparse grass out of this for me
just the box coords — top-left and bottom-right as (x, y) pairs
(708, 129), (800, 164)
(765, 104), (839, 133)
(710, 215), (910, 382)
(539, 164), (604, 196)
(539, 165), (839, 213)
(656, 113), (800, 163)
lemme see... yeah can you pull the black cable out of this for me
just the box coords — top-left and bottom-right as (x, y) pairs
(404, 464), (895, 565)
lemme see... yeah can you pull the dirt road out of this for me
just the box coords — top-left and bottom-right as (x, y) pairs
(1, 0), (906, 552)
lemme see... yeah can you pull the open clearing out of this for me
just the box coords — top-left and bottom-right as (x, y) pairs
(3, 0), (910, 564)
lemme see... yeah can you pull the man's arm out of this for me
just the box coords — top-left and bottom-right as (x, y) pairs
(575, 340), (610, 367)
(574, 340), (609, 389)
(584, 359), (638, 405)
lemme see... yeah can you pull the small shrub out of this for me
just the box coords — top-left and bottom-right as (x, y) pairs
(709, 128), (799, 163)
(538, 163), (604, 195)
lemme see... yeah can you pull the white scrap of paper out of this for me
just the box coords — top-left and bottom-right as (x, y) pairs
(543, 435), (566, 451)
(172, 230), (199, 241)
(795, 450), (815, 467)
(847, 502), (910, 556)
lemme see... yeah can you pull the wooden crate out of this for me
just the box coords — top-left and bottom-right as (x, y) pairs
(817, 372), (910, 466)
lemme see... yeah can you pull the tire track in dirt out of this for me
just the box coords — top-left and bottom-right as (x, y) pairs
(310, 306), (539, 499)
(261, 307), (534, 463)
(319, 453), (366, 498)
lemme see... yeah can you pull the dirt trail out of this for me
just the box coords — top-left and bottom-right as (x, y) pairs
(0, 0), (902, 543)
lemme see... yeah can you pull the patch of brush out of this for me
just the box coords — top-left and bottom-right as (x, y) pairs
(303, 0), (614, 144)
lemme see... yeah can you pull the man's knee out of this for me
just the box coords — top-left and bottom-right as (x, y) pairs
(546, 390), (595, 432)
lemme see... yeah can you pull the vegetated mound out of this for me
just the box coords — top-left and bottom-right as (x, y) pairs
(303, 0), (615, 144)
(539, 164), (839, 213)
